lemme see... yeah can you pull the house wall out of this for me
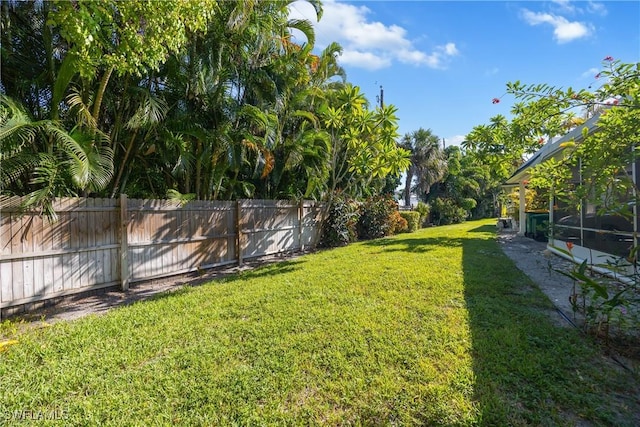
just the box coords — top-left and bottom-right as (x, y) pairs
(548, 238), (636, 279)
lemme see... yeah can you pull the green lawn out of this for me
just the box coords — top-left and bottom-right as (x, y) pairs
(1, 219), (638, 425)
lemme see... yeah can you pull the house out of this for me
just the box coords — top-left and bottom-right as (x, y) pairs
(397, 192), (419, 209)
(503, 112), (637, 277)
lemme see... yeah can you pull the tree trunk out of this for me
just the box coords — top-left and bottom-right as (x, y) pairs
(92, 65), (115, 123)
(110, 129), (139, 198)
(404, 167), (414, 207)
(195, 140), (202, 199)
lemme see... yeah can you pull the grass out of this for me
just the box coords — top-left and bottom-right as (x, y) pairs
(1, 219), (638, 425)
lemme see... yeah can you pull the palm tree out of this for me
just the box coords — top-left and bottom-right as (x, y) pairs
(2, 0), (343, 203)
(401, 128), (447, 207)
(258, 40), (344, 199)
(1, 95), (114, 219)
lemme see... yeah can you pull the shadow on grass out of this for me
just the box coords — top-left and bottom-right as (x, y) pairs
(230, 259), (307, 281)
(18, 256), (309, 324)
(362, 235), (463, 253)
(149, 258), (307, 298)
(461, 224), (639, 425)
(466, 224), (497, 233)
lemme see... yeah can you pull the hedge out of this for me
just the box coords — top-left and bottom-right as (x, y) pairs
(399, 211), (421, 232)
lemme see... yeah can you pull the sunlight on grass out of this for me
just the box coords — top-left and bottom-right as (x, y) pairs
(0, 220), (637, 425)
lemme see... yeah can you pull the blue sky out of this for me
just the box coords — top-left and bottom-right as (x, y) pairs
(290, 0), (640, 146)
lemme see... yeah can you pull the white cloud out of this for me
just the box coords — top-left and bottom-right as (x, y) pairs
(587, 1), (607, 16)
(396, 43), (459, 69)
(396, 49), (432, 65)
(551, 0), (576, 14)
(289, 0), (458, 70)
(551, 0), (607, 16)
(444, 43), (459, 56)
(554, 20), (592, 42)
(484, 67), (500, 77)
(581, 67), (600, 79)
(445, 135), (466, 148)
(340, 50), (391, 70)
(343, 23), (410, 51)
(521, 9), (593, 43)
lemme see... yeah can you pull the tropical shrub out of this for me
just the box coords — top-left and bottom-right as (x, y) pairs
(432, 197), (468, 225)
(415, 201), (430, 226)
(390, 211), (410, 234)
(319, 193), (359, 248)
(399, 211), (420, 232)
(356, 195), (398, 240)
(556, 243), (640, 342)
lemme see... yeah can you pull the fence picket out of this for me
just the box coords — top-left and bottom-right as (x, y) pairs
(11, 213), (24, 301)
(0, 196), (323, 310)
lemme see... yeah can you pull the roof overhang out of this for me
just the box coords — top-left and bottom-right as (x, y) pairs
(502, 112), (602, 188)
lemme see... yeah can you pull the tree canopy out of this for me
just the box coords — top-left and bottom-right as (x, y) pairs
(509, 59), (639, 213)
(464, 57), (639, 218)
(1, 0), (409, 216)
(400, 128), (446, 207)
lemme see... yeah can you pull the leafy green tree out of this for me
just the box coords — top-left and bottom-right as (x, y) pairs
(321, 84), (411, 199)
(505, 59), (640, 215)
(1, 0), (411, 210)
(428, 146), (494, 223)
(46, 0), (215, 122)
(462, 84), (573, 219)
(400, 128), (447, 207)
(1, 0), (214, 211)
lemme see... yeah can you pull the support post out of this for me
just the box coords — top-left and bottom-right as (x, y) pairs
(298, 200), (304, 251)
(633, 153), (638, 251)
(518, 182), (526, 236)
(119, 194), (130, 291)
(549, 188), (555, 243)
(236, 200), (243, 266)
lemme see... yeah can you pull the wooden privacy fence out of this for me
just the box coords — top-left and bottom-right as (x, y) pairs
(0, 196), (324, 312)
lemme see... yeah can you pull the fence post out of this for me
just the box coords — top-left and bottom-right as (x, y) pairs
(313, 201), (326, 248)
(120, 194), (130, 291)
(299, 200), (304, 251)
(236, 200), (243, 266)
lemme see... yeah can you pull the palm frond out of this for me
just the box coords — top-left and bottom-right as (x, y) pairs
(66, 88), (97, 130)
(167, 189), (196, 205)
(0, 95), (40, 154)
(292, 110), (319, 127)
(0, 151), (41, 188)
(162, 132), (195, 179)
(21, 153), (66, 221)
(47, 125), (114, 192)
(51, 53), (79, 118)
(126, 89), (169, 130)
(240, 105), (276, 134)
(286, 18), (315, 48)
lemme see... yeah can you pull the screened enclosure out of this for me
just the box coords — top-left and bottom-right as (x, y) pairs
(504, 113), (638, 275)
